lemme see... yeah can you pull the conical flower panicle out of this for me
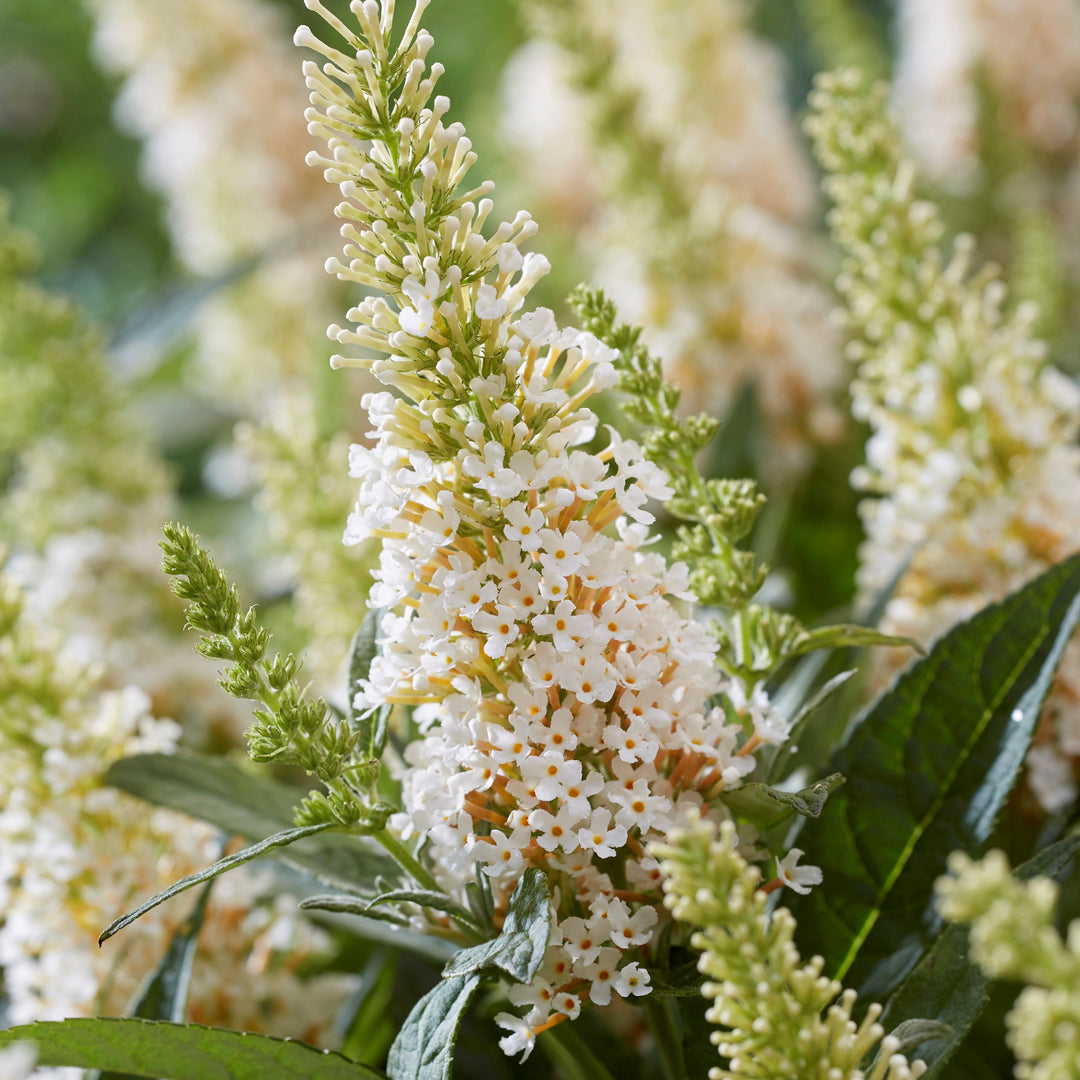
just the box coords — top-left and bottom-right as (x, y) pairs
(300, 0), (808, 1052)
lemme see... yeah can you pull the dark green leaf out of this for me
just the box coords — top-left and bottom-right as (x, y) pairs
(348, 609), (391, 760)
(382, 869), (550, 1079)
(0, 1019), (384, 1079)
(762, 670), (855, 784)
(385, 974), (481, 1080)
(788, 553), (1080, 1000)
(441, 868), (550, 982)
(722, 773), (845, 831)
(131, 882), (212, 1021)
(105, 752), (394, 891)
(881, 1020), (955, 1059)
(791, 623), (922, 657)
(647, 960), (707, 998)
(644, 998), (685, 1080)
(538, 1019), (617, 1080)
(878, 832), (1080, 1078)
(340, 949), (398, 1066)
(99, 823), (334, 944)
(92, 884), (214, 1080)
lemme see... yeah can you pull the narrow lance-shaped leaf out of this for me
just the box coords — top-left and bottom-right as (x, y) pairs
(300, 894), (410, 927)
(788, 552), (1080, 1000)
(99, 823), (334, 944)
(105, 752), (395, 891)
(791, 624), (923, 657)
(0, 1019), (385, 1080)
(129, 881), (213, 1022)
(877, 832), (1080, 1079)
(91, 883), (215, 1080)
(761, 670), (854, 784)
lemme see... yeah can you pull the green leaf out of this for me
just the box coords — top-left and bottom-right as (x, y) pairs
(877, 1020), (955, 1061)
(722, 772), (845, 831)
(791, 623), (922, 657)
(99, 823), (334, 944)
(647, 960), (707, 998)
(383, 869), (551, 1079)
(92, 884), (215, 1080)
(385, 973), (481, 1080)
(348, 609), (391, 760)
(441, 868), (551, 982)
(878, 832), (1080, 1078)
(761, 670), (855, 784)
(365, 889), (480, 928)
(0, 1019), (384, 1079)
(105, 752), (395, 891)
(137, 883), (212, 1020)
(340, 949), (398, 1066)
(300, 894), (410, 927)
(788, 552), (1080, 1000)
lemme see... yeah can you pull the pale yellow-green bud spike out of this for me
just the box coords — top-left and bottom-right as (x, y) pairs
(937, 849), (1080, 1080)
(651, 813), (926, 1080)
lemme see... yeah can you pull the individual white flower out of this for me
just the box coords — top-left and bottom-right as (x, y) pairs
(775, 849), (824, 896)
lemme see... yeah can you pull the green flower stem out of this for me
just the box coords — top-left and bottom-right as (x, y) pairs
(374, 831), (442, 894)
(644, 997), (685, 1080)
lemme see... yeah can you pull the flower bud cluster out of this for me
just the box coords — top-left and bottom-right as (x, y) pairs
(652, 814), (926, 1080)
(300, 0), (814, 1051)
(809, 69), (1080, 813)
(937, 849), (1080, 1080)
(0, 574), (352, 1049)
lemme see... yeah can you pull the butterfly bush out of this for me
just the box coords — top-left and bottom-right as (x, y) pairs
(297, 0), (813, 1051)
(503, 0), (844, 480)
(809, 70), (1080, 812)
(0, 574), (353, 1062)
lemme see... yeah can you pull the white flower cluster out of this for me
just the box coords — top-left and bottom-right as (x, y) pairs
(0, 575), (353, 1071)
(502, 0), (843, 479)
(810, 71), (1080, 814)
(299, 0), (813, 1054)
(894, 0), (1080, 184)
(0, 212), (246, 741)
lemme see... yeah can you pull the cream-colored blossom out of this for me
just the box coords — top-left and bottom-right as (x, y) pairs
(809, 69), (1080, 812)
(0, 574), (353, 1068)
(895, 0), (1080, 184)
(503, 0), (843, 479)
(0, 203), (243, 738)
(299, 0), (813, 1049)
